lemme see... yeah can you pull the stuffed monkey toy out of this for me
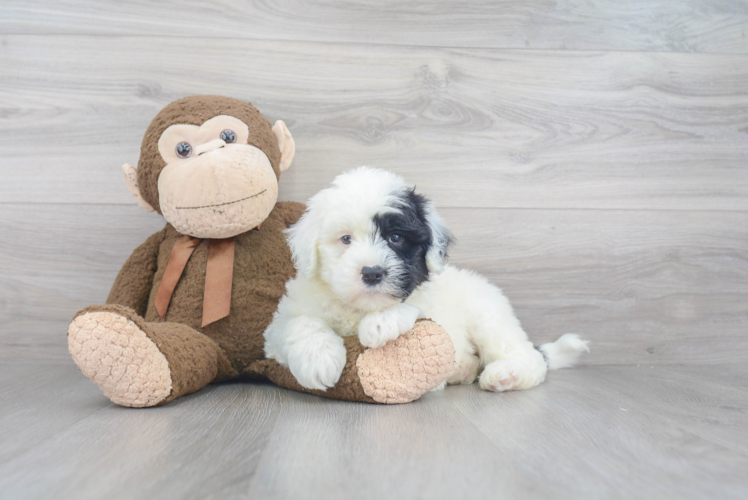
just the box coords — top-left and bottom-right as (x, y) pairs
(68, 96), (455, 407)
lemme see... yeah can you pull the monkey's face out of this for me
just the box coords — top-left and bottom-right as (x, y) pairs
(156, 115), (279, 239)
(123, 96), (295, 238)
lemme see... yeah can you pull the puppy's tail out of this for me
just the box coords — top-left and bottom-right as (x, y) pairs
(537, 334), (590, 370)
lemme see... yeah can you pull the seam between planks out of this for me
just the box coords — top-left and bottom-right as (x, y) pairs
(2, 201), (748, 214)
(1, 32), (747, 57)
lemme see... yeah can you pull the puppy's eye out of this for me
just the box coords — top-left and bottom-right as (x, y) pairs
(220, 129), (236, 144)
(388, 233), (403, 244)
(341, 235), (352, 245)
(175, 142), (192, 158)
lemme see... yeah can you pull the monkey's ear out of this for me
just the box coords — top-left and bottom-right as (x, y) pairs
(272, 120), (295, 173)
(122, 163), (156, 213)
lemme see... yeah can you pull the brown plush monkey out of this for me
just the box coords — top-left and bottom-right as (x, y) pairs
(68, 96), (455, 407)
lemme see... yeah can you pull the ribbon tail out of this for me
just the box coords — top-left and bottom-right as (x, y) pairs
(202, 238), (236, 327)
(155, 236), (201, 319)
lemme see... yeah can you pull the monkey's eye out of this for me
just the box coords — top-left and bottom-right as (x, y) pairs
(388, 233), (403, 245)
(220, 129), (237, 144)
(341, 235), (352, 245)
(175, 142), (192, 158)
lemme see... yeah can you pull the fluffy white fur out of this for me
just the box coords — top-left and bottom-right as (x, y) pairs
(264, 167), (589, 392)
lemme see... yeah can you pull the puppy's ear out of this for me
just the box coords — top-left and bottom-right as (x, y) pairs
(424, 201), (453, 275)
(286, 207), (320, 279)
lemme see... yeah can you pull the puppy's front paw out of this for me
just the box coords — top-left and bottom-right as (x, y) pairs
(358, 303), (420, 349)
(287, 333), (346, 391)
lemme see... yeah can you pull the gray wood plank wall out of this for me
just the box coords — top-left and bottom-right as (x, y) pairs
(1, 2), (747, 365)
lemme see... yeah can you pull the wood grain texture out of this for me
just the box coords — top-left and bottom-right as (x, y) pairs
(451, 208), (748, 365)
(1, 362), (746, 500)
(2, 3), (747, 498)
(2, 204), (746, 365)
(1, 1), (748, 53)
(0, 364), (284, 500)
(1, 35), (747, 210)
(0, 364), (112, 465)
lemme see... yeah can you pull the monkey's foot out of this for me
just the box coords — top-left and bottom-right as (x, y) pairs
(68, 306), (172, 407)
(356, 319), (455, 404)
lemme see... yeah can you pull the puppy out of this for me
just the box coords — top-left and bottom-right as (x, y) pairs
(264, 167), (589, 392)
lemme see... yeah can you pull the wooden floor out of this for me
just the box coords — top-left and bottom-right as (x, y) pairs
(0, 362), (747, 500)
(2, 1), (748, 498)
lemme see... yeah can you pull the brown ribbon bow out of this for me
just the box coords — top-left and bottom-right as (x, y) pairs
(155, 235), (236, 327)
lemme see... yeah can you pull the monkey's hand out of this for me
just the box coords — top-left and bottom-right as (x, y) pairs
(358, 303), (421, 349)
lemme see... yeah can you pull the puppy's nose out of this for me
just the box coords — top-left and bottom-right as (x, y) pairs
(361, 266), (384, 286)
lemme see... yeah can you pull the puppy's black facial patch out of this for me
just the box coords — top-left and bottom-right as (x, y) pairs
(374, 188), (433, 298)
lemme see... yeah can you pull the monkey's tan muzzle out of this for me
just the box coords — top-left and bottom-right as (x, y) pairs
(158, 145), (279, 239)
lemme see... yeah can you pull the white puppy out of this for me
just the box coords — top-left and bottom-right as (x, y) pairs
(264, 167), (589, 392)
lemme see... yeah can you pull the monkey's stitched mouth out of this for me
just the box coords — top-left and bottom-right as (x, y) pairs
(176, 189), (267, 210)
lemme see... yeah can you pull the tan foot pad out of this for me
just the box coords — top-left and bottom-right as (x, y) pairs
(356, 320), (455, 404)
(68, 311), (172, 407)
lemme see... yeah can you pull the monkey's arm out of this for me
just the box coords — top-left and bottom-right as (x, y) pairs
(249, 319), (455, 404)
(106, 228), (167, 316)
(276, 201), (306, 227)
